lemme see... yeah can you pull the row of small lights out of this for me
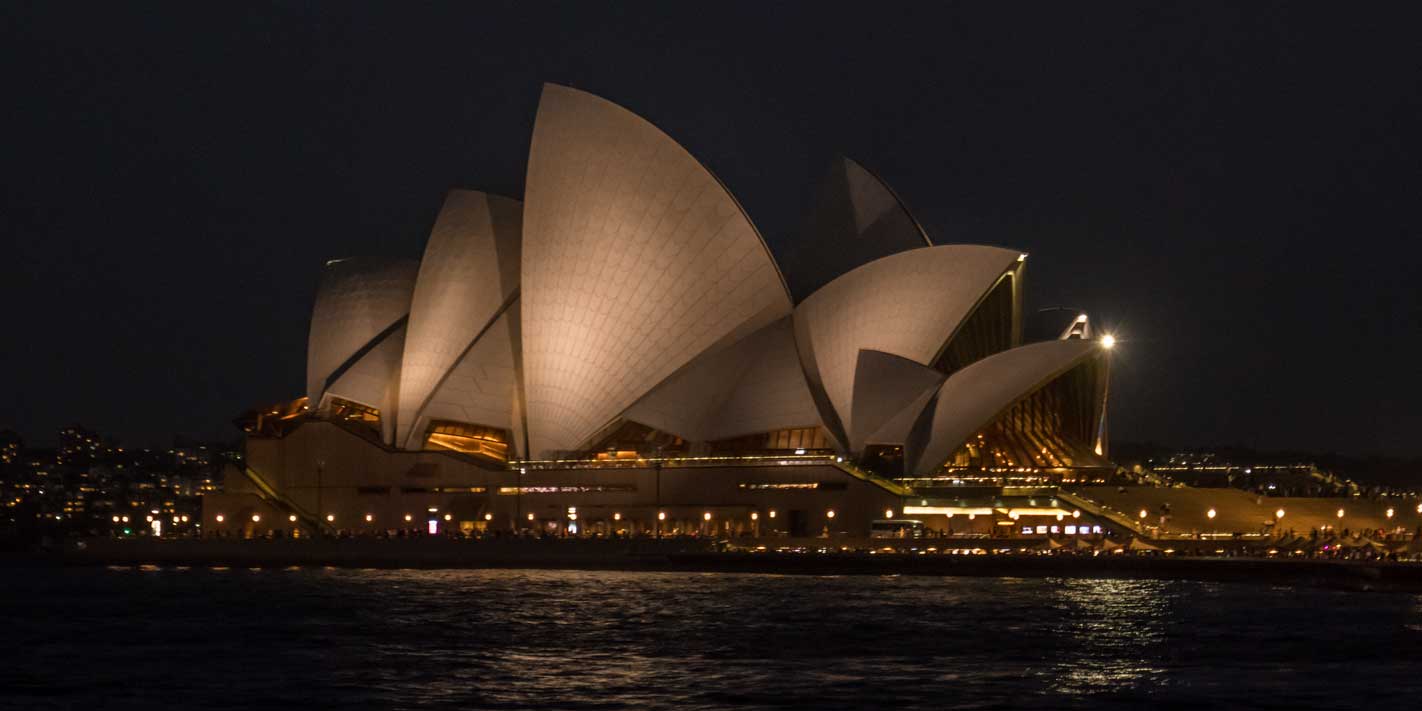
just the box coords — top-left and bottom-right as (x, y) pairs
(1143, 504), (1422, 521)
(211, 509), (859, 524)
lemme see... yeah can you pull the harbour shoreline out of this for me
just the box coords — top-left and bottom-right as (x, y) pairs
(5, 538), (1422, 593)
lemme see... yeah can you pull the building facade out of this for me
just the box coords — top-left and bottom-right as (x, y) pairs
(207, 84), (1115, 540)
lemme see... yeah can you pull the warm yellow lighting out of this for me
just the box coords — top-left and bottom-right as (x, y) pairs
(750, 512), (759, 521)
(484, 513), (493, 521)
(568, 513), (577, 521)
(1207, 508), (1217, 520)
(527, 512), (535, 521)
(251, 514), (260, 523)
(1387, 508), (1395, 519)
(768, 509), (777, 519)
(364, 514), (373, 523)
(145, 515), (153, 522)
(326, 514), (335, 522)
(1139, 509), (1148, 519)
(122, 515), (130, 523)
(443, 514), (452, 521)
(1275, 508), (1285, 520)
(288, 514), (297, 523)
(657, 511), (666, 521)
(112, 515), (120, 523)
(885, 509), (894, 519)
(1072, 510), (1081, 518)
(826, 509), (836, 519)
(181, 515), (189, 523)
(1336, 508), (1344, 519)
(703, 512), (712, 521)
(613, 512), (622, 521)
(1101, 334), (1116, 349)
(215, 514), (224, 523)
(404, 514), (413, 522)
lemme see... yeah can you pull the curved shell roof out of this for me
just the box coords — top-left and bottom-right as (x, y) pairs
(323, 324), (407, 445)
(520, 84), (793, 456)
(787, 156), (932, 301)
(404, 305), (521, 454)
(622, 316), (821, 442)
(793, 244), (1023, 449)
(395, 190), (522, 448)
(305, 257), (418, 410)
(848, 349), (945, 452)
(911, 339), (1103, 475)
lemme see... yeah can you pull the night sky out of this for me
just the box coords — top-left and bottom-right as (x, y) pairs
(2, 2), (1418, 455)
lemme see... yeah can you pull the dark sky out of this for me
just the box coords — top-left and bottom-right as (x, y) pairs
(2, 2), (1419, 455)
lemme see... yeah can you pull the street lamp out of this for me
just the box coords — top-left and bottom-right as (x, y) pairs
(251, 514), (260, 523)
(826, 509), (836, 519)
(1101, 334), (1116, 349)
(1275, 508), (1285, 521)
(1139, 509), (1148, 519)
(885, 509), (894, 519)
(1336, 508), (1344, 519)
(1207, 508), (1217, 520)
(1386, 508), (1395, 519)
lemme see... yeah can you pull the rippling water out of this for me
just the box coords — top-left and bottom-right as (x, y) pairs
(2, 566), (1420, 709)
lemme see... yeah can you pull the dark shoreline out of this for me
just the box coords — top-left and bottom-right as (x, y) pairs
(6, 538), (1422, 593)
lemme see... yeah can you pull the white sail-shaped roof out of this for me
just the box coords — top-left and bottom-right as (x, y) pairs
(848, 350), (945, 453)
(520, 84), (793, 456)
(395, 190), (522, 448)
(621, 316), (820, 443)
(793, 245), (1023, 449)
(305, 257), (418, 410)
(400, 304), (522, 455)
(911, 339), (1104, 475)
(322, 324), (407, 445)
(787, 156), (933, 300)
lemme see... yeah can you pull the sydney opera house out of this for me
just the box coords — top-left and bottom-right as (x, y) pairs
(205, 84), (1117, 539)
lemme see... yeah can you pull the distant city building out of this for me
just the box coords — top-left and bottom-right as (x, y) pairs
(211, 84), (1118, 539)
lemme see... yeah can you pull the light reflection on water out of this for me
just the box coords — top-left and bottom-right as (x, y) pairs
(1, 567), (1420, 709)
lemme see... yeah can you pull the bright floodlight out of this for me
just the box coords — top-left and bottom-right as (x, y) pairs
(1101, 334), (1116, 349)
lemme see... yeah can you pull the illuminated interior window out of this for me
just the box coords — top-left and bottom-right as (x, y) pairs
(423, 420), (509, 462)
(326, 397), (381, 439)
(709, 427), (832, 454)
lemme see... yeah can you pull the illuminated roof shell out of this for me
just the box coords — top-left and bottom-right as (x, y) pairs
(793, 245), (1023, 449)
(520, 83), (793, 457)
(305, 257), (418, 411)
(395, 190), (522, 448)
(911, 339), (1103, 475)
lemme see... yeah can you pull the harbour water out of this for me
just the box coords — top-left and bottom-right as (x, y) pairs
(2, 566), (1420, 709)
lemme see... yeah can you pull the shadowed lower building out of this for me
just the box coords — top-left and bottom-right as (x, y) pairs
(209, 84), (1125, 541)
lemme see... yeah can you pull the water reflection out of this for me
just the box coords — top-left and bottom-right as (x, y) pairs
(1047, 579), (1170, 694)
(1, 569), (1419, 709)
